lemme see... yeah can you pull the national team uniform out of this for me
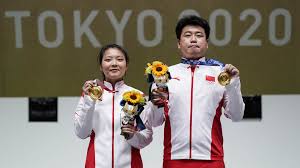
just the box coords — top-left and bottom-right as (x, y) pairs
(149, 57), (245, 168)
(74, 81), (153, 168)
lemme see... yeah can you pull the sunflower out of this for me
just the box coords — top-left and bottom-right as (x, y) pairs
(122, 90), (145, 105)
(152, 64), (168, 76)
(145, 61), (168, 77)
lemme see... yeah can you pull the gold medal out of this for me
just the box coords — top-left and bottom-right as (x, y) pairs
(89, 86), (103, 101)
(218, 71), (231, 86)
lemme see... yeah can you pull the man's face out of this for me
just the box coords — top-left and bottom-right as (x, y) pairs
(177, 25), (208, 60)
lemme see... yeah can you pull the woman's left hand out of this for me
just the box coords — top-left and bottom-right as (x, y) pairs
(121, 123), (137, 140)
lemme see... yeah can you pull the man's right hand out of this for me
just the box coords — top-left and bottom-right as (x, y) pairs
(151, 87), (169, 107)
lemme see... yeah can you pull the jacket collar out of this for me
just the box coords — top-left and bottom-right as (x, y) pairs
(103, 80), (124, 91)
(180, 57), (206, 68)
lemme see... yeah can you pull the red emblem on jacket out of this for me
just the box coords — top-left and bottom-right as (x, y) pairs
(205, 75), (215, 82)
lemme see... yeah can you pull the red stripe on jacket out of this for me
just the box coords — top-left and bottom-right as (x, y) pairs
(131, 147), (143, 168)
(210, 99), (224, 160)
(85, 131), (95, 168)
(163, 105), (171, 160)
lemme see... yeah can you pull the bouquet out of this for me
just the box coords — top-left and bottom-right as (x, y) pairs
(120, 90), (146, 139)
(145, 61), (171, 88)
(145, 61), (171, 106)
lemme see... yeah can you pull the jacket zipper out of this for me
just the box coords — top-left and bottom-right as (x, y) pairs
(112, 88), (115, 168)
(189, 66), (196, 159)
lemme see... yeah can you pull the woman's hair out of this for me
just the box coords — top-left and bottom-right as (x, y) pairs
(97, 44), (129, 65)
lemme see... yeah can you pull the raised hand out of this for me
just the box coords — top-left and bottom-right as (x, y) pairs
(224, 64), (240, 78)
(82, 80), (97, 95)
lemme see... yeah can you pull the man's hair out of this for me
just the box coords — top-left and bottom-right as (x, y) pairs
(175, 15), (210, 40)
(97, 43), (129, 65)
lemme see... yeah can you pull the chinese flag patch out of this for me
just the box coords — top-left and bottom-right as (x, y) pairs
(205, 75), (215, 82)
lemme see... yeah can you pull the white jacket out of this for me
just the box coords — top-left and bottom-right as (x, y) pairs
(74, 81), (153, 168)
(149, 60), (245, 161)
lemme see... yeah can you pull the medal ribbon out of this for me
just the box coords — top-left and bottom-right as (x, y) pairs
(181, 58), (224, 67)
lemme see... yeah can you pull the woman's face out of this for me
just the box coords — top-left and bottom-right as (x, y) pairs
(101, 48), (128, 84)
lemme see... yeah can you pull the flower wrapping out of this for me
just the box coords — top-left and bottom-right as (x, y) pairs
(120, 90), (146, 131)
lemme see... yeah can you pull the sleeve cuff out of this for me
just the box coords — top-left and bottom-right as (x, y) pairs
(225, 76), (240, 90)
(126, 132), (140, 147)
(83, 95), (95, 105)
